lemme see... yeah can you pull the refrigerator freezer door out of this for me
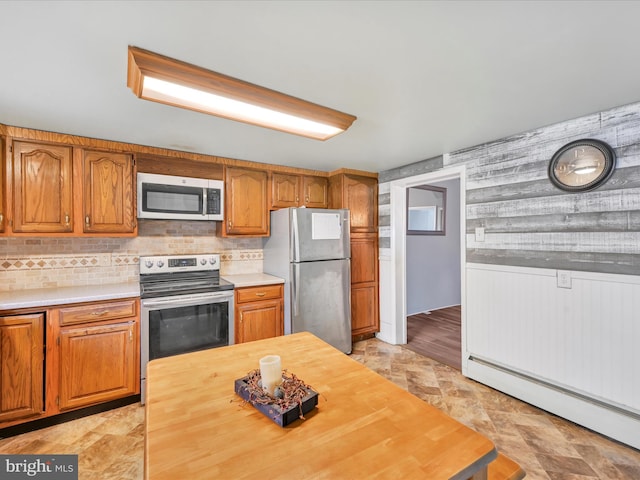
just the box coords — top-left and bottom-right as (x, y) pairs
(291, 259), (351, 353)
(291, 208), (350, 262)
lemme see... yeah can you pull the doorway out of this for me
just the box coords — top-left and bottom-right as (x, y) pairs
(404, 177), (462, 369)
(386, 165), (467, 369)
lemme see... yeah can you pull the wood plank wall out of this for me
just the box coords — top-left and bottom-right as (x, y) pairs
(379, 102), (640, 275)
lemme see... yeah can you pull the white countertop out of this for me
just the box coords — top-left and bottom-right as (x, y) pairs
(0, 282), (141, 311)
(222, 273), (284, 288)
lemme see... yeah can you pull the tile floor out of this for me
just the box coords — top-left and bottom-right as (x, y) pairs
(1, 338), (639, 479)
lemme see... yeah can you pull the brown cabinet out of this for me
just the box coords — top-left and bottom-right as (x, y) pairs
(0, 313), (44, 423)
(7, 140), (136, 236)
(222, 166), (269, 236)
(12, 141), (74, 233)
(57, 298), (139, 410)
(0, 136), (5, 233)
(329, 171), (379, 338)
(59, 321), (137, 410)
(0, 298), (139, 429)
(235, 284), (284, 344)
(329, 173), (377, 232)
(302, 176), (328, 208)
(82, 150), (136, 234)
(271, 173), (328, 209)
(350, 233), (379, 337)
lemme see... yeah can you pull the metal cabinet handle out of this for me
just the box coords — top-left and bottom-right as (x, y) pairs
(91, 310), (108, 316)
(64, 213), (70, 225)
(228, 219), (232, 229)
(85, 215), (90, 226)
(255, 292), (266, 297)
(129, 328), (133, 341)
(0, 213), (3, 224)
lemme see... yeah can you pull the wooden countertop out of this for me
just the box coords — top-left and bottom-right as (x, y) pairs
(145, 332), (496, 479)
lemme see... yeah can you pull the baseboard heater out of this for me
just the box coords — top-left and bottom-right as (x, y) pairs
(468, 355), (640, 422)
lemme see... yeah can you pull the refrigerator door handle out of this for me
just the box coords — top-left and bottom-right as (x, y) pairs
(292, 209), (300, 262)
(292, 263), (300, 317)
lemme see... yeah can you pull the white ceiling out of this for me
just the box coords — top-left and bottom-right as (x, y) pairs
(2, 1), (640, 174)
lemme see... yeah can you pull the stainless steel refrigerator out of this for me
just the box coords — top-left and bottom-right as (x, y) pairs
(263, 208), (351, 354)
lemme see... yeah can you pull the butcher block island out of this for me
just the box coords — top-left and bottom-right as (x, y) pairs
(145, 332), (497, 480)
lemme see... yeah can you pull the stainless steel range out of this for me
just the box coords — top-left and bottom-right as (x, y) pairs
(139, 253), (234, 403)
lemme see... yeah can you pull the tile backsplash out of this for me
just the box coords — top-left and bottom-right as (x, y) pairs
(0, 220), (264, 291)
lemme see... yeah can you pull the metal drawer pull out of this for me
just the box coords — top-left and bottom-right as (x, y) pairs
(91, 310), (109, 316)
(255, 292), (266, 297)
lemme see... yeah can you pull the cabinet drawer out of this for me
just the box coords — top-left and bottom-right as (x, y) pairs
(59, 299), (137, 326)
(236, 284), (283, 304)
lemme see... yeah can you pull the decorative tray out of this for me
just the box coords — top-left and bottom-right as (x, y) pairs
(234, 371), (318, 427)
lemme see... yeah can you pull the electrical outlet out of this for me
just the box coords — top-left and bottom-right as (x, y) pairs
(475, 227), (485, 242)
(557, 270), (572, 289)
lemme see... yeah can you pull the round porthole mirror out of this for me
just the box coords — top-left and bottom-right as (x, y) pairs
(548, 139), (616, 192)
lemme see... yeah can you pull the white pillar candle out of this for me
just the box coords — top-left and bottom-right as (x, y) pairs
(259, 355), (282, 396)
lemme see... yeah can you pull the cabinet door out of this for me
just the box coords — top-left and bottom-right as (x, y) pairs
(351, 285), (379, 336)
(236, 300), (283, 344)
(0, 314), (44, 422)
(343, 175), (377, 232)
(224, 167), (269, 236)
(271, 173), (300, 208)
(0, 137), (5, 233)
(83, 150), (136, 233)
(302, 176), (328, 208)
(12, 141), (73, 233)
(59, 321), (137, 410)
(350, 233), (379, 337)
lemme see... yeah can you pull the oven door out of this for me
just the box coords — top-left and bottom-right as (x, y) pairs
(140, 290), (234, 402)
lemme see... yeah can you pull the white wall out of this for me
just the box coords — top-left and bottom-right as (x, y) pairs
(406, 178), (461, 314)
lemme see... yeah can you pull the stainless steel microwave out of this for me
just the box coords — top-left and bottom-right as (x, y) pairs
(137, 172), (224, 221)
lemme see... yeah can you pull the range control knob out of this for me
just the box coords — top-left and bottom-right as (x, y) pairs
(156, 260), (165, 268)
(200, 258), (207, 265)
(145, 260), (154, 269)
(210, 257), (218, 266)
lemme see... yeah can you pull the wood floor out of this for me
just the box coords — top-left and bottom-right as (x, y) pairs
(406, 305), (461, 370)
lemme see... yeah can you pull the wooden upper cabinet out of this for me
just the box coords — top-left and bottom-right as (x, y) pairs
(302, 176), (328, 208)
(12, 141), (73, 233)
(329, 172), (378, 232)
(0, 313), (44, 423)
(271, 173), (328, 209)
(82, 150), (136, 234)
(271, 173), (300, 208)
(223, 166), (269, 236)
(0, 137), (5, 233)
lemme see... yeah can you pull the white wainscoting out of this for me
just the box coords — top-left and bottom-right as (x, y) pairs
(377, 250), (395, 344)
(465, 263), (640, 449)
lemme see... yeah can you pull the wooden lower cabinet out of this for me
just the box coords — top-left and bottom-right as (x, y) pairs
(235, 284), (284, 344)
(0, 313), (44, 423)
(0, 298), (139, 429)
(351, 285), (378, 337)
(59, 321), (137, 410)
(350, 232), (379, 338)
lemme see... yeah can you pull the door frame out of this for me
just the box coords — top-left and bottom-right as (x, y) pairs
(386, 162), (467, 358)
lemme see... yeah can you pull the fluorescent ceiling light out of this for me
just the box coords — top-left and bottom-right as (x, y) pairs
(127, 46), (356, 140)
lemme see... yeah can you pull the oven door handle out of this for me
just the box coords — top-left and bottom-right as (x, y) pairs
(141, 291), (232, 307)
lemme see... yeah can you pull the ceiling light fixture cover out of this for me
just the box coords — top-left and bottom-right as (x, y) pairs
(127, 46), (356, 140)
